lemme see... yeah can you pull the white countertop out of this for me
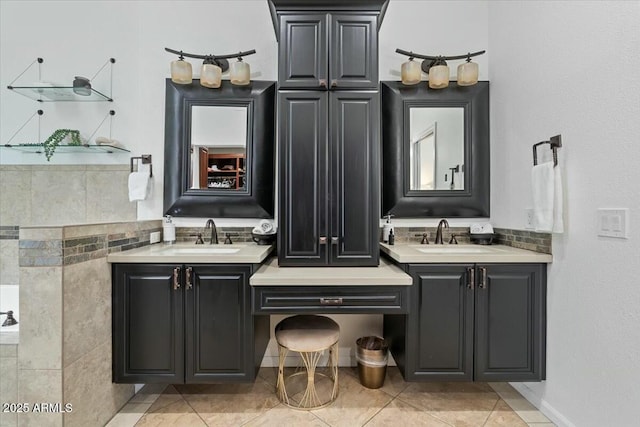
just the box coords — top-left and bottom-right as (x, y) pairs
(250, 257), (412, 286)
(380, 243), (552, 264)
(106, 243), (274, 264)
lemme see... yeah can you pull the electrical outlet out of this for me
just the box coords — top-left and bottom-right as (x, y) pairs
(150, 231), (161, 244)
(525, 208), (535, 229)
(597, 208), (629, 238)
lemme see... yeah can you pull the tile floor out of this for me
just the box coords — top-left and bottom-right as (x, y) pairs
(106, 367), (555, 427)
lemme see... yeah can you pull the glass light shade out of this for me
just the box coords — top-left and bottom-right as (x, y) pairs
(171, 59), (192, 84)
(230, 60), (250, 86)
(457, 61), (479, 86)
(428, 64), (449, 89)
(200, 63), (222, 88)
(401, 60), (421, 85)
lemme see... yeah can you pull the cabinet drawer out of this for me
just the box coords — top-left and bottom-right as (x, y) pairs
(252, 286), (408, 314)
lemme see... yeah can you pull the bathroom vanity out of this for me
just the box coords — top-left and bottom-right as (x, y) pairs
(380, 243), (551, 382)
(109, 241), (550, 384)
(108, 244), (274, 384)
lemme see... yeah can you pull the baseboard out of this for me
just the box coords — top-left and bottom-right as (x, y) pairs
(510, 383), (576, 427)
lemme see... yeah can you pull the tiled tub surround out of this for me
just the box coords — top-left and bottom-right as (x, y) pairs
(13, 220), (160, 427)
(389, 226), (552, 254)
(0, 165), (137, 227)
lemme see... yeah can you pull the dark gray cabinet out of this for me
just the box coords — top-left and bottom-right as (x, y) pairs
(278, 90), (379, 266)
(384, 263), (546, 382)
(278, 13), (378, 89)
(112, 263), (269, 384)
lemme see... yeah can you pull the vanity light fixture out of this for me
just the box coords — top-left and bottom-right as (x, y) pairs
(230, 57), (250, 86)
(170, 52), (193, 85)
(396, 49), (485, 88)
(400, 57), (422, 85)
(200, 57), (222, 88)
(165, 47), (256, 87)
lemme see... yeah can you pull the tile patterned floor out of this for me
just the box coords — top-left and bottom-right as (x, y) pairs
(106, 367), (555, 427)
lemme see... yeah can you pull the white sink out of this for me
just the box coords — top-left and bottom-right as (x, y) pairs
(409, 245), (495, 254)
(169, 247), (241, 255)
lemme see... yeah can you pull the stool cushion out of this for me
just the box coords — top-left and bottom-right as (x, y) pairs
(275, 315), (340, 352)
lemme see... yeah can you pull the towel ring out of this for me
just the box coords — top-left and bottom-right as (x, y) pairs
(533, 135), (562, 167)
(130, 154), (152, 177)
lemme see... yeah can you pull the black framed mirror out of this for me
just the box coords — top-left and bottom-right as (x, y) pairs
(381, 81), (489, 217)
(164, 80), (276, 218)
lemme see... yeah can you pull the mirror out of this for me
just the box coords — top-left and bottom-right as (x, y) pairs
(409, 107), (465, 191)
(381, 81), (489, 217)
(164, 80), (276, 218)
(190, 106), (247, 190)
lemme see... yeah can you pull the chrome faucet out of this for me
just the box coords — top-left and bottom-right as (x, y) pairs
(205, 219), (218, 244)
(435, 219), (449, 244)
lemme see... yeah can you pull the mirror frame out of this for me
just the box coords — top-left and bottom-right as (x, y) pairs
(164, 80), (276, 218)
(381, 81), (490, 217)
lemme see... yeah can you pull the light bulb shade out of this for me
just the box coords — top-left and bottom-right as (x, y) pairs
(171, 59), (192, 84)
(457, 61), (479, 86)
(230, 60), (250, 86)
(401, 60), (421, 85)
(428, 64), (449, 89)
(200, 63), (222, 88)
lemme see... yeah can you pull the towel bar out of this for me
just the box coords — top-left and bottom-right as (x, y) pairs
(533, 135), (562, 167)
(130, 154), (152, 177)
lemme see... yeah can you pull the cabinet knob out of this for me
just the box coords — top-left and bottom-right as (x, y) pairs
(319, 236), (328, 245)
(330, 79), (338, 88)
(331, 236), (339, 244)
(319, 79), (327, 88)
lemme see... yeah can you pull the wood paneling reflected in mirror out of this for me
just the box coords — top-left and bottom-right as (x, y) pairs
(164, 80), (276, 218)
(381, 81), (489, 218)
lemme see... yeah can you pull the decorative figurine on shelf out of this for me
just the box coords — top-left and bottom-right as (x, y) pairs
(42, 129), (82, 161)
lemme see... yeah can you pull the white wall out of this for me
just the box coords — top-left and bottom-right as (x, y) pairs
(488, 2), (640, 426)
(1, 0), (489, 227)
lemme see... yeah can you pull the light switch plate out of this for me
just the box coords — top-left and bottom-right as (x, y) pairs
(597, 208), (629, 238)
(525, 208), (535, 229)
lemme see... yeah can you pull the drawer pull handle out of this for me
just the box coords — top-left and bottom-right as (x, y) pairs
(185, 267), (193, 290)
(320, 297), (343, 305)
(173, 266), (181, 290)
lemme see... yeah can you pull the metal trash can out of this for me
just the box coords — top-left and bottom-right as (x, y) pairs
(355, 336), (389, 389)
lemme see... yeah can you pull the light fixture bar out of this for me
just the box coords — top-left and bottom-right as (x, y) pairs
(395, 49), (485, 61)
(164, 47), (256, 73)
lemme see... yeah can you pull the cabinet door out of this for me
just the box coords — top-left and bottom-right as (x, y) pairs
(278, 91), (329, 266)
(403, 265), (474, 381)
(330, 14), (378, 89)
(185, 265), (252, 383)
(278, 13), (328, 89)
(329, 91), (379, 265)
(112, 264), (183, 383)
(474, 264), (546, 381)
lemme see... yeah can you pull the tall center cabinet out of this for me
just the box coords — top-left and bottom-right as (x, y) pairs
(271, 0), (387, 266)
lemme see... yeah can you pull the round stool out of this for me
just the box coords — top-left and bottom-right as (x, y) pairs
(275, 315), (339, 410)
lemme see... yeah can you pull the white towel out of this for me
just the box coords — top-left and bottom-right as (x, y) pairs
(128, 164), (152, 202)
(532, 161), (564, 233)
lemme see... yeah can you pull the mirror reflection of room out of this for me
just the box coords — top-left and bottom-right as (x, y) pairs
(189, 105), (248, 190)
(409, 107), (464, 191)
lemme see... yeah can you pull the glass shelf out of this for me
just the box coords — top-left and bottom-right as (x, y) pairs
(7, 85), (113, 102)
(2, 143), (129, 154)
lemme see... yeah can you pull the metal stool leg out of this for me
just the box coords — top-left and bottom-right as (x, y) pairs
(298, 350), (323, 409)
(276, 344), (289, 405)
